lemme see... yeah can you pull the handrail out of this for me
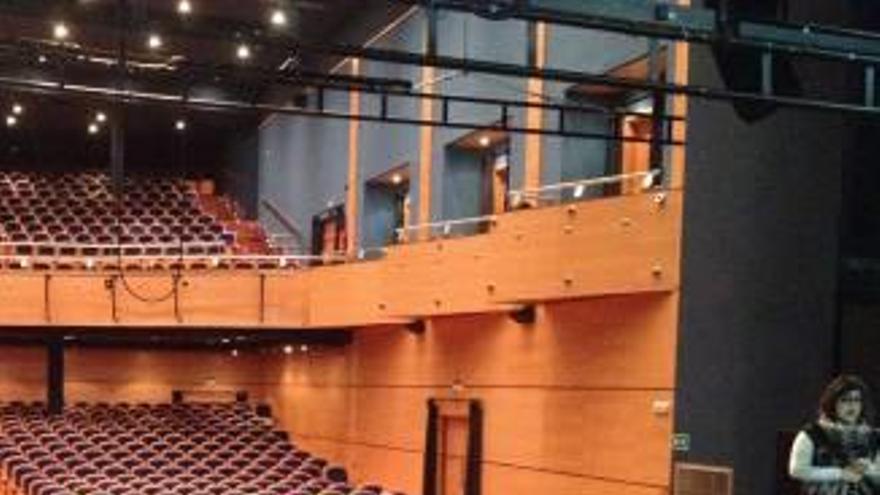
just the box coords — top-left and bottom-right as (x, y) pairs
(395, 215), (497, 236)
(260, 199), (306, 250)
(0, 252), (350, 269)
(509, 170), (659, 200)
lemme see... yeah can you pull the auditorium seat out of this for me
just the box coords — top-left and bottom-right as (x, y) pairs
(0, 401), (381, 495)
(0, 171), (284, 270)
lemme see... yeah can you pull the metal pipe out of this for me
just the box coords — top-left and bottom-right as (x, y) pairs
(0, 76), (685, 143)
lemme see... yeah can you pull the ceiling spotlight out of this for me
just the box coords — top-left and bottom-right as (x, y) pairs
(236, 44), (251, 61)
(175, 119), (187, 131)
(230, 349), (239, 358)
(53, 22), (70, 40)
(283, 345), (293, 355)
(391, 173), (403, 185)
(11, 104), (23, 116)
(88, 123), (99, 135)
(38, 55), (48, 64)
(147, 34), (163, 50)
(270, 9), (288, 27)
(5, 115), (17, 128)
(177, 0), (192, 15)
(478, 135), (491, 148)
(95, 112), (107, 123)
(299, 345), (309, 353)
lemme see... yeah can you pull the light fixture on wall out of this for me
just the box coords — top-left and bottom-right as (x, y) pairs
(509, 304), (537, 325)
(5, 115), (17, 128)
(11, 104), (23, 116)
(88, 123), (100, 135)
(52, 22), (70, 40)
(405, 319), (427, 335)
(95, 111), (107, 123)
(147, 33), (163, 50)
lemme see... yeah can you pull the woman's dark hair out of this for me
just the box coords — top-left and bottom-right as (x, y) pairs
(819, 375), (874, 423)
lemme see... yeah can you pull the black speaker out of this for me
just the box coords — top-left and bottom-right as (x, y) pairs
(509, 305), (537, 325)
(406, 320), (427, 335)
(705, 0), (802, 122)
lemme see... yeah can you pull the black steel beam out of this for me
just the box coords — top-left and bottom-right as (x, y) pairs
(0, 327), (354, 348)
(0, 75), (681, 144)
(403, 0), (880, 65)
(47, 337), (64, 415)
(0, 39), (683, 123)
(0, 1), (876, 115)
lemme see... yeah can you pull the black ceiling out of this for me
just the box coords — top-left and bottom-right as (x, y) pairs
(0, 0), (408, 165)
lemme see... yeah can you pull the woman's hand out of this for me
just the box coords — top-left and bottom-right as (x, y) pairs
(842, 464), (866, 483)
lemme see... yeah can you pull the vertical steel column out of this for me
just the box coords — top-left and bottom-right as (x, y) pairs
(47, 338), (64, 416)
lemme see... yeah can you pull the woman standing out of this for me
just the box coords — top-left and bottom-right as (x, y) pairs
(790, 375), (880, 494)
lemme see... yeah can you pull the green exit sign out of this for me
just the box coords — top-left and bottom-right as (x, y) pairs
(673, 433), (691, 452)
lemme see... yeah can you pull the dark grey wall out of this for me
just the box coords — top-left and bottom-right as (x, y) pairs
(674, 5), (852, 492)
(222, 131), (259, 219)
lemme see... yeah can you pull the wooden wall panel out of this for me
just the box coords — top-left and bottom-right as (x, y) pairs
(114, 275), (179, 324)
(49, 276), (113, 324)
(490, 192), (680, 302)
(0, 275), (45, 323)
(306, 263), (385, 326)
(263, 274), (309, 326)
(482, 463), (667, 495)
(346, 295), (677, 389)
(180, 274), (262, 325)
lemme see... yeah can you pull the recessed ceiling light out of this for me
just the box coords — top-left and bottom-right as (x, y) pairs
(177, 0), (192, 15)
(147, 34), (163, 50)
(270, 9), (288, 27)
(175, 119), (187, 131)
(11, 104), (23, 116)
(53, 22), (70, 40)
(283, 345), (293, 355)
(479, 135), (491, 148)
(88, 123), (99, 135)
(230, 349), (239, 357)
(95, 112), (107, 123)
(236, 44), (251, 60)
(5, 115), (17, 128)
(38, 55), (48, 64)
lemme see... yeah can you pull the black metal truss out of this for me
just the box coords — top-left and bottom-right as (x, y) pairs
(0, 74), (682, 145)
(0, 38), (685, 124)
(0, 0), (878, 115)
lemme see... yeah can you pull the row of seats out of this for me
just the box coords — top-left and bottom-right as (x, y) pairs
(0, 171), (275, 260)
(0, 401), (397, 495)
(0, 256), (300, 271)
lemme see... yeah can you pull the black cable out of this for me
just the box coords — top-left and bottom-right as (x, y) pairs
(110, 0), (179, 305)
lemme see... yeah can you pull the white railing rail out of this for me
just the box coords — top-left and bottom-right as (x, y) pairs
(395, 215), (497, 240)
(508, 169), (660, 203)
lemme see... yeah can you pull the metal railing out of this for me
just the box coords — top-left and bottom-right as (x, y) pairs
(395, 215), (498, 243)
(508, 170), (660, 207)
